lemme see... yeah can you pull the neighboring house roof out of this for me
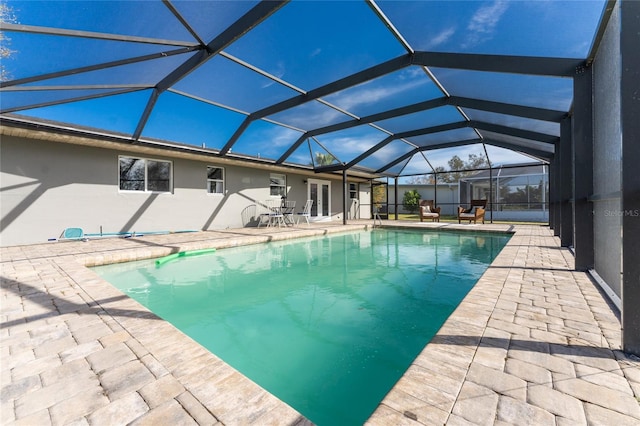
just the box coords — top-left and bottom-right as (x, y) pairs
(462, 164), (548, 180)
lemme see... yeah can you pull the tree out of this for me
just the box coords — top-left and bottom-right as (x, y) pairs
(406, 175), (428, 185)
(498, 178), (545, 210)
(0, 2), (17, 81)
(402, 189), (421, 213)
(314, 152), (335, 166)
(406, 153), (490, 184)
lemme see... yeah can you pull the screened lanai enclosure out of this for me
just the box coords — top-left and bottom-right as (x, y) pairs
(0, 1), (639, 353)
(460, 164), (549, 222)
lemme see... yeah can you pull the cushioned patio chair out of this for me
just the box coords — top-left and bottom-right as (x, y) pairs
(458, 199), (487, 224)
(419, 200), (441, 222)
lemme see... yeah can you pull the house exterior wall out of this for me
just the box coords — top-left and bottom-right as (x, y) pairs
(0, 135), (350, 246)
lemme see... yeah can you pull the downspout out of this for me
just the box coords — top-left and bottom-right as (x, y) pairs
(394, 178), (399, 220)
(343, 168), (347, 225)
(489, 166), (494, 223)
(370, 178), (374, 220)
(496, 170), (500, 221)
(543, 165), (547, 220)
(434, 172), (438, 210)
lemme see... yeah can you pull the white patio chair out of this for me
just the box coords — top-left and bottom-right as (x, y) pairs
(265, 199), (285, 227)
(296, 200), (313, 225)
(257, 202), (271, 227)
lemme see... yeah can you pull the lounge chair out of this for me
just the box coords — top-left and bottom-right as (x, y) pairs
(296, 200), (313, 225)
(59, 227), (87, 241)
(419, 200), (441, 222)
(458, 199), (487, 224)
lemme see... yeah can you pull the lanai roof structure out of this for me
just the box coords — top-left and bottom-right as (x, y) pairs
(0, 0), (610, 177)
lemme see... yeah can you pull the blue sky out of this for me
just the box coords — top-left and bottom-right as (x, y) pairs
(379, 0), (604, 57)
(3, 0), (606, 173)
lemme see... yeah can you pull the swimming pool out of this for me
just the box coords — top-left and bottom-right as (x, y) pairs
(93, 229), (510, 425)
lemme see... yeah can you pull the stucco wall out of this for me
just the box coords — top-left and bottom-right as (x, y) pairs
(0, 135), (348, 246)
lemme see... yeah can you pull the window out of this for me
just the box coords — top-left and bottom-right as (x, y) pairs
(207, 166), (224, 194)
(270, 173), (286, 197)
(349, 183), (358, 199)
(119, 156), (171, 192)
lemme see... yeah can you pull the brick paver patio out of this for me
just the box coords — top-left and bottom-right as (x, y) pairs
(1, 223), (639, 425)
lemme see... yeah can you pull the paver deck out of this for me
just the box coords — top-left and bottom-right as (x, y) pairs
(1, 222), (639, 425)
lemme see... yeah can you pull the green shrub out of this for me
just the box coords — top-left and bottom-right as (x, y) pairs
(402, 189), (421, 214)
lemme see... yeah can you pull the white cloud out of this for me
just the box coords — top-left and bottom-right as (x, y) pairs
(329, 72), (430, 111)
(270, 127), (301, 148)
(468, 0), (508, 33)
(397, 66), (425, 80)
(318, 131), (384, 160)
(245, 125), (302, 159)
(462, 0), (509, 49)
(261, 61), (286, 89)
(309, 48), (322, 58)
(425, 26), (457, 50)
(364, 142), (412, 167)
(484, 145), (538, 166)
(269, 101), (350, 130)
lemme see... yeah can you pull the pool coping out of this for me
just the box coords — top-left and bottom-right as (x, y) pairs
(2, 222), (639, 425)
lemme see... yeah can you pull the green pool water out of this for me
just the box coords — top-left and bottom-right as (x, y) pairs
(93, 229), (510, 425)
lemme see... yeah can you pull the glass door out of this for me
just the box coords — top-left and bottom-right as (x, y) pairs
(348, 182), (359, 219)
(371, 180), (388, 219)
(308, 179), (331, 220)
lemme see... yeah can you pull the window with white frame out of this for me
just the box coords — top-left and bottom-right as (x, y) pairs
(349, 183), (358, 199)
(119, 156), (172, 192)
(270, 173), (286, 197)
(207, 166), (224, 194)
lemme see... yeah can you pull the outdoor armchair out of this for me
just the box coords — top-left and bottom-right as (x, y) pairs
(458, 199), (487, 224)
(419, 200), (441, 222)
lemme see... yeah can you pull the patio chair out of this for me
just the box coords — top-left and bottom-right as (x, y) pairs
(257, 202), (271, 227)
(282, 200), (296, 225)
(257, 200), (283, 227)
(296, 200), (313, 225)
(265, 199), (285, 227)
(419, 200), (441, 222)
(458, 199), (487, 224)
